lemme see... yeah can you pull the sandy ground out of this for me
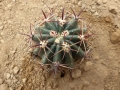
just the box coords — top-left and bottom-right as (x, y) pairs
(0, 0), (120, 90)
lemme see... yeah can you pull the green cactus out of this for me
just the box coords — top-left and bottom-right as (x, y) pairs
(22, 8), (91, 76)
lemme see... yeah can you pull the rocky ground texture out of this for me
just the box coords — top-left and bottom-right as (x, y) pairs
(0, 0), (120, 90)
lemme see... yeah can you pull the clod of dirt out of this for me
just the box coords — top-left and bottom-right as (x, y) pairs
(84, 61), (93, 71)
(13, 66), (19, 74)
(0, 78), (3, 85)
(0, 84), (9, 90)
(72, 69), (81, 79)
(109, 5), (118, 14)
(110, 29), (120, 43)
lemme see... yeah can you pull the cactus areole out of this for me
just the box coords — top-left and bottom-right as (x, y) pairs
(24, 8), (91, 74)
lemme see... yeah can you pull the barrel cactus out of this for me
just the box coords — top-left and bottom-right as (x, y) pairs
(22, 8), (91, 76)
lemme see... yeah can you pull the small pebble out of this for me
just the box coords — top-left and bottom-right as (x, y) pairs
(72, 69), (81, 78)
(5, 61), (11, 66)
(6, 73), (11, 79)
(102, 0), (107, 4)
(0, 26), (4, 30)
(105, 16), (111, 23)
(93, 55), (99, 60)
(83, 81), (89, 86)
(78, 1), (82, 6)
(9, 87), (14, 90)
(13, 78), (18, 83)
(48, 81), (53, 89)
(10, 50), (16, 54)
(17, 86), (23, 90)
(0, 84), (9, 90)
(84, 61), (93, 71)
(96, 0), (102, 5)
(110, 30), (120, 43)
(0, 40), (4, 44)
(53, 83), (58, 89)
(112, 70), (119, 76)
(94, 12), (99, 16)
(22, 78), (27, 83)
(13, 66), (19, 74)
(10, 74), (13, 79)
(0, 78), (3, 85)
(0, 32), (4, 36)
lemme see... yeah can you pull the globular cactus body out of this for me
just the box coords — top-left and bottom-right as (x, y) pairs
(23, 8), (91, 74)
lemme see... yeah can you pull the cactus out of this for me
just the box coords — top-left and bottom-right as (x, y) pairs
(22, 8), (91, 76)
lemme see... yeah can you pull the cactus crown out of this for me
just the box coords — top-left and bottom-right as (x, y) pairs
(23, 8), (91, 75)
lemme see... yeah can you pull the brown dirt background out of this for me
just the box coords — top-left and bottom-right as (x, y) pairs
(0, 0), (120, 90)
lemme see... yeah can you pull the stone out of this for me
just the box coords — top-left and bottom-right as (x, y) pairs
(74, 0), (78, 4)
(0, 40), (4, 43)
(13, 66), (19, 74)
(84, 61), (93, 71)
(109, 5), (118, 14)
(83, 81), (89, 86)
(0, 84), (9, 90)
(13, 78), (18, 83)
(78, 1), (82, 7)
(110, 30), (120, 43)
(48, 81), (53, 89)
(10, 74), (13, 79)
(91, 9), (96, 13)
(96, 0), (102, 5)
(0, 78), (3, 85)
(112, 70), (118, 76)
(10, 50), (16, 54)
(9, 87), (13, 90)
(7, 4), (12, 10)
(6, 79), (11, 84)
(22, 78), (27, 83)
(5, 61), (10, 66)
(53, 83), (58, 89)
(72, 69), (81, 78)
(0, 32), (4, 36)
(0, 26), (4, 30)
(102, 0), (107, 4)
(93, 55), (99, 60)
(94, 12), (99, 16)
(17, 86), (23, 90)
(105, 16), (111, 23)
(6, 73), (11, 79)
(91, 6), (96, 13)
